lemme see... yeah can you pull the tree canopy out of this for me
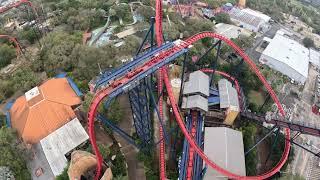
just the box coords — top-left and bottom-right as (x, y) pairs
(0, 44), (16, 69)
(214, 13), (232, 24)
(302, 37), (315, 48)
(0, 128), (31, 180)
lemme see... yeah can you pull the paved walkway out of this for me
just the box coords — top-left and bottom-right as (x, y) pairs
(115, 95), (146, 180)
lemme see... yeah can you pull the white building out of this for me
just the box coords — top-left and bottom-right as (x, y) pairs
(228, 8), (271, 32)
(309, 48), (320, 69)
(259, 33), (310, 84)
(215, 23), (252, 39)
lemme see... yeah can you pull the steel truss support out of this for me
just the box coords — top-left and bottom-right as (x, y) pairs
(252, 121), (320, 158)
(196, 40), (221, 67)
(96, 113), (138, 148)
(210, 40), (222, 87)
(136, 17), (155, 56)
(129, 79), (153, 148)
(146, 79), (169, 144)
(264, 128), (280, 165)
(179, 114), (192, 180)
(245, 126), (278, 156)
(128, 17), (156, 149)
(193, 112), (204, 180)
(178, 52), (188, 107)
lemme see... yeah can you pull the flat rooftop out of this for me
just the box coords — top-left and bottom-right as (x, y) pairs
(215, 23), (252, 39)
(261, 33), (309, 79)
(228, 8), (266, 28)
(203, 127), (246, 179)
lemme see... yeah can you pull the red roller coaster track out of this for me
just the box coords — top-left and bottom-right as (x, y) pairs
(155, 0), (167, 179)
(88, 31), (291, 180)
(0, 34), (22, 55)
(88, 0), (290, 178)
(0, 0), (36, 15)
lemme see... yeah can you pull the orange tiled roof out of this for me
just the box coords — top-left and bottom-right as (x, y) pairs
(10, 78), (81, 144)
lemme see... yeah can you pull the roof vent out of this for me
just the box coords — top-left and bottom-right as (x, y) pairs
(25, 87), (40, 101)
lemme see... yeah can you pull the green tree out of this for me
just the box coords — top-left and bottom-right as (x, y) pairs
(214, 12), (232, 24)
(82, 93), (94, 112)
(302, 37), (315, 48)
(105, 100), (123, 124)
(0, 44), (16, 69)
(19, 28), (38, 44)
(11, 67), (41, 92)
(112, 4), (130, 20)
(70, 44), (118, 82)
(136, 6), (155, 20)
(67, 9), (106, 30)
(35, 31), (81, 75)
(0, 80), (14, 102)
(239, 122), (257, 175)
(0, 127), (31, 180)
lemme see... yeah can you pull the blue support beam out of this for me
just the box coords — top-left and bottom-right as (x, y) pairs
(193, 112), (204, 180)
(179, 114), (192, 180)
(129, 79), (152, 148)
(96, 113), (138, 148)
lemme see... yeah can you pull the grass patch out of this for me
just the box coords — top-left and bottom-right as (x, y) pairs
(248, 90), (265, 106)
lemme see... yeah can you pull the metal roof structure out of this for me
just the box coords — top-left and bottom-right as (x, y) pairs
(241, 8), (271, 23)
(203, 127), (246, 179)
(309, 48), (320, 68)
(9, 77), (82, 144)
(215, 23), (252, 39)
(182, 95), (208, 112)
(260, 33), (309, 83)
(183, 70), (209, 97)
(228, 8), (266, 28)
(218, 79), (239, 110)
(39, 118), (89, 176)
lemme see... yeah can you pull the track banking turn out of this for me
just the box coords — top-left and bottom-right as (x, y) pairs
(88, 32), (291, 180)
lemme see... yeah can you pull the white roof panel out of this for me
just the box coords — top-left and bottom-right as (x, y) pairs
(183, 71), (209, 96)
(40, 118), (89, 176)
(309, 49), (320, 68)
(242, 8), (271, 22)
(262, 34), (309, 79)
(218, 79), (239, 109)
(182, 95), (208, 112)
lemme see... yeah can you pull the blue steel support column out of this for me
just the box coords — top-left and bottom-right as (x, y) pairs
(193, 112), (204, 180)
(129, 79), (152, 148)
(179, 114), (192, 180)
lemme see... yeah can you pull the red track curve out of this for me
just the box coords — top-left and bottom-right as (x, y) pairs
(155, 0), (167, 178)
(0, 0), (36, 15)
(0, 35), (22, 55)
(88, 31), (290, 180)
(162, 32), (290, 179)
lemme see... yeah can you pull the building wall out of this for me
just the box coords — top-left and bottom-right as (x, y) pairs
(259, 54), (307, 84)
